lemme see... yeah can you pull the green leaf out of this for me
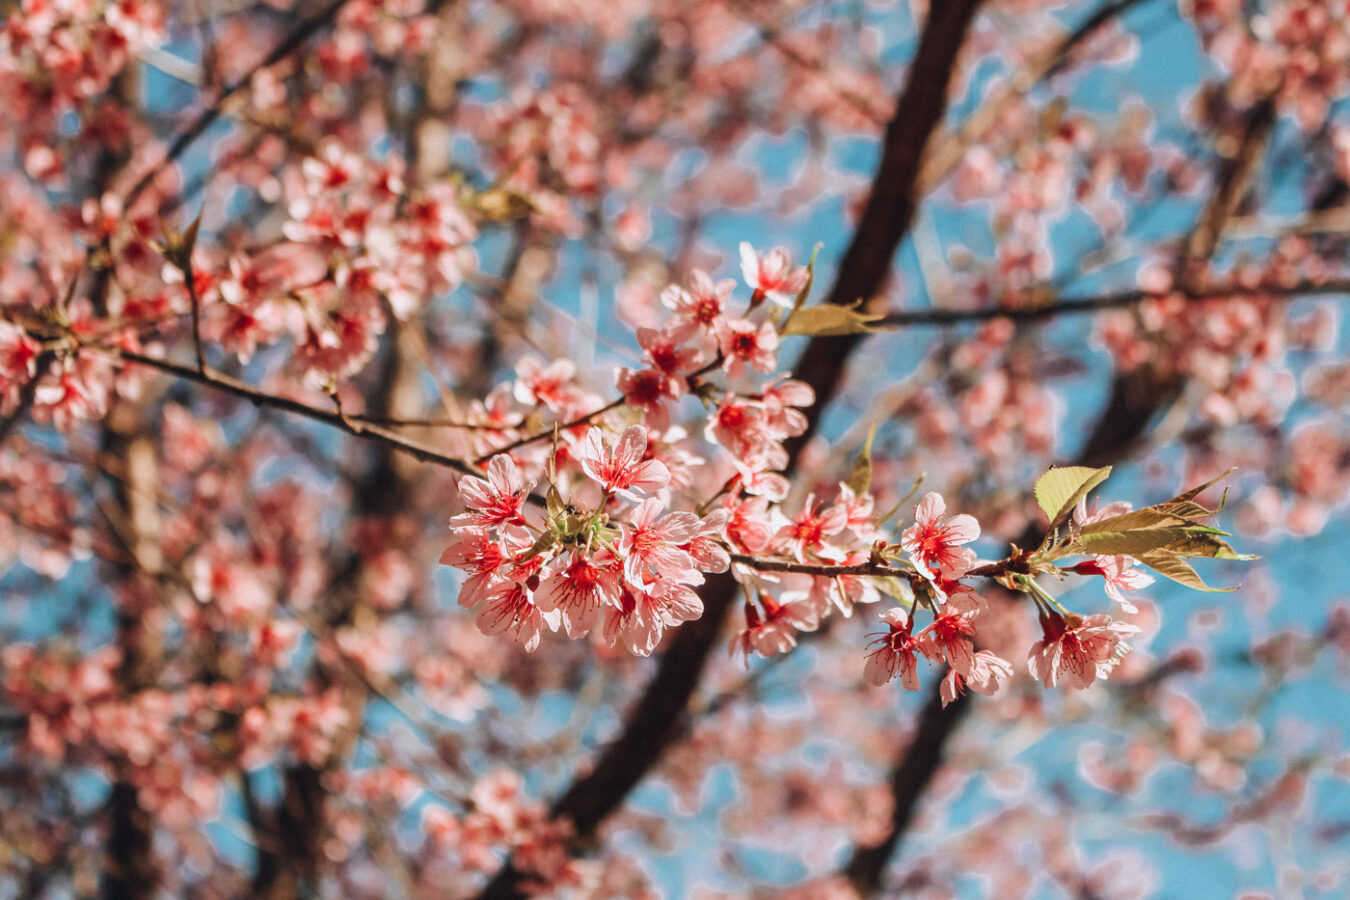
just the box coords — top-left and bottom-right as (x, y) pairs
(1160, 530), (1258, 561)
(790, 243), (823, 314)
(1078, 526), (1202, 558)
(846, 423), (879, 496)
(780, 303), (892, 337)
(1078, 507), (1188, 535)
(1034, 465), (1112, 530)
(1138, 551), (1237, 592)
(546, 483), (566, 519)
(181, 208), (203, 260)
(519, 530), (557, 563)
(874, 577), (915, 605)
(1168, 467), (1237, 506)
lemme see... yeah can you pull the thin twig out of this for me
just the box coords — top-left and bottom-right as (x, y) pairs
(124, 0), (353, 209)
(81, 341), (482, 478)
(874, 279), (1350, 329)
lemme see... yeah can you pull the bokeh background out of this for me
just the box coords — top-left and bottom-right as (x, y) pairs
(2, 0), (1350, 897)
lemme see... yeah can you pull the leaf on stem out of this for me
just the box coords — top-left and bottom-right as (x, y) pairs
(846, 422), (878, 496)
(780, 302), (891, 337)
(1034, 465), (1111, 530)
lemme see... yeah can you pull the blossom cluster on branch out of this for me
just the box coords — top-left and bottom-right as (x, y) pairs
(442, 247), (1247, 706)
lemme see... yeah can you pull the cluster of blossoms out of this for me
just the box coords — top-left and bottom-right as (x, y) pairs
(0, 0), (165, 137)
(483, 85), (604, 233)
(212, 139), (477, 382)
(440, 246), (823, 656)
(444, 246), (1161, 703)
(1185, 0), (1350, 131)
(863, 492), (1151, 704)
(419, 770), (592, 892)
(0, 132), (482, 432)
(442, 427), (725, 656)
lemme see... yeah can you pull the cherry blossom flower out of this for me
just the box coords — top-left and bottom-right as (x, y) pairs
(615, 366), (680, 431)
(1070, 556), (1155, 614)
(637, 323), (703, 378)
(454, 454), (532, 528)
(603, 579), (703, 657)
(663, 268), (733, 330)
(940, 650), (1014, 706)
(682, 508), (732, 573)
(719, 318), (779, 378)
(617, 497), (701, 587)
(721, 494), (773, 553)
(477, 581), (560, 653)
(533, 550), (622, 638)
(759, 376), (814, 437)
(440, 526), (523, 610)
(1027, 612), (1141, 690)
(730, 592), (820, 663)
(919, 610), (978, 676)
(739, 242), (810, 308)
(514, 357), (583, 411)
(901, 492), (981, 580)
(864, 607), (923, 689)
(835, 482), (883, 542)
(775, 495), (847, 562)
(579, 425), (669, 498)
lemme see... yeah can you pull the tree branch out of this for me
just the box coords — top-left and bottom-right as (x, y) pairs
(784, 0), (986, 460)
(916, 0), (1161, 196)
(124, 0), (353, 208)
(873, 278), (1350, 329)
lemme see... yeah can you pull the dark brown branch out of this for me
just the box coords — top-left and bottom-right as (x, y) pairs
(917, 0), (1161, 195)
(843, 686), (971, 894)
(728, 552), (1024, 585)
(78, 343), (482, 479)
(874, 279), (1350, 329)
(785, 0), (986, 461)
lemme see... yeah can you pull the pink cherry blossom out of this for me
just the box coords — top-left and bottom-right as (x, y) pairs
(477, 581), (560, 653)
(663, 268), (733, 330)
(719, 317), (779, 378)
(775, 494), (847, 563)
(939, 650), (1014, 707)
(454, 454), (532, 528)
(617, 497), (701, 587)
(1028, 612), (1141, 690)
(682, 508), (732, 574)
(533, 550), (622, 638)
(901, 492), (981, 580)
(615, 366), (680, 431)
(1071, 556), (1155, 614)
(579, 425), (670, 498)
(739, 242), (810, 308)
(864, 607), (923, 689)
(919, 610), (978, 676)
